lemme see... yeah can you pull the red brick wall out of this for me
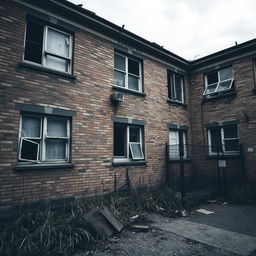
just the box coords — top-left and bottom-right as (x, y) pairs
(0, 0), (191, 207)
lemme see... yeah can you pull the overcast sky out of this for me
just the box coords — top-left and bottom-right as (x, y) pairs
(70, 0), (256, 60)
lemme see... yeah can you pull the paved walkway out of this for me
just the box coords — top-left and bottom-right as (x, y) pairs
(154, 202), (256, 256)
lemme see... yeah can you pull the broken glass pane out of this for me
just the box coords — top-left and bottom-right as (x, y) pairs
(128, 59), (139, 76)
(46, 139), (66, 160)
(22, 116), (41, 138)
(47, 117), (67, 137)
(114, 71), (125, 87)
(20, 139), (39, 161)
(47, 28), (70, 57)
(128, 75), (139, 91)
(114, 54), (125, 71)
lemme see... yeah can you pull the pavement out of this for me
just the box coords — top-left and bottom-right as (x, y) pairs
(78, 202), (256, 256)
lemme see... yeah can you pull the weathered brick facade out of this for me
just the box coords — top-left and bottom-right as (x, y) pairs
(0, 0), (255, 211)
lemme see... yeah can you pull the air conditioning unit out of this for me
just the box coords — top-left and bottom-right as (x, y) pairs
(110, 92), (124, 103)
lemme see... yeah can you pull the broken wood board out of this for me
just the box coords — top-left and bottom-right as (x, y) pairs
(100, 207), (124, 232)
(131, 225), (150, 231)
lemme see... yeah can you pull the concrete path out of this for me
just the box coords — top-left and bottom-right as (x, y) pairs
(153, 203), (256, 256)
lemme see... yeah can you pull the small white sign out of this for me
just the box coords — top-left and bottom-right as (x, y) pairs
(218, 160), (226, 167)
(248, 147), (254, 152)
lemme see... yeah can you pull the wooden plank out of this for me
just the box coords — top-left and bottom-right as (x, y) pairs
(100, 207), (124, 232)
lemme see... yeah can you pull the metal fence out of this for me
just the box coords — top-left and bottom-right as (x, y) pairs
(165, 143), (247, 204)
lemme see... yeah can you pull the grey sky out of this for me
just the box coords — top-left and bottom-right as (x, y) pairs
(70, 0), (256, 60)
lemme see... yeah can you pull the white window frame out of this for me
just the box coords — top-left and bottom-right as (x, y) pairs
(23, 19), (73, 73)
(169, 130), (187, 160)
(208, 126), (239, 155)
(18, 114), (70, 163)
(114, 124), (144, 162)
(203, 67), (234, 96)
(114, 53), (142, 92)
(168, 72), (184, 103)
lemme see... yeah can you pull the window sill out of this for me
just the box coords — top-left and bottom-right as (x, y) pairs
(169, 158), (191, 163)
(167, 98), (187, 107)
(112, 85), (146, 97)
(19, 62), (76, 80)
(14, 163), (74, 171)
(112, 160), (147, 166)
(202, 90), (237, 103)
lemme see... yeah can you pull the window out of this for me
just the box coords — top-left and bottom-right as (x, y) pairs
(114, 123), (144, 161)
(169, 130), (187, 159)
(204, 67), (234, 97)
(114, 53), (142, 92)
(208, 125), (239, 155)
(24, 17), (72, 73)
(19, 114), (70, 163)
(168, 72), (184, 103)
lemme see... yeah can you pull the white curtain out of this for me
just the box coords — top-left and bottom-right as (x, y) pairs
(22, 116), (41, 137)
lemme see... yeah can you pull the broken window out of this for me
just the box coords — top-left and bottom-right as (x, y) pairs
(114, 123), (144, 161)
(204, 67), (234, 97)
(24, 17), (72, 73)
(168, 72), (185, 103)
(114, 53), (142, 92)
(208, 125), (239, 155)
(19, 114), (70, 163)
(169, 130), (187, 159)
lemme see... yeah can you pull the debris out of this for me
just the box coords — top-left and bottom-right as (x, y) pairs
(130, 215), (139, 220)
(131, 225), (150, 231)
(196, 209), (214, 215)
(207, 199), (217, 203)
(196, 208), (214, 215)
(222, 202), (228, 205)
(100, 207), (124, 232)
(181, 210), (187, 217)
(156, 206), (165, 211)
(84, 207), (123, 237)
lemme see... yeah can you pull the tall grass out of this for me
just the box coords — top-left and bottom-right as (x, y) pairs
(0, 187), (179, 256)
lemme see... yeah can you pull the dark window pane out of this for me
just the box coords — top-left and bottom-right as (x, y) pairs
(210, 128), (222, 153)
(175, 75), (183, 102)
(168, 73), (175, 99)
(129, 127), (140, 142)
(224, 126), (237, 138)
(128, 59), (139, 76)
(128, 75), (139, 91)
(24, 20), (44, 64)
(20, 139), (39, 161)
(114, 124), (126, 157)
(114, 54), (125, 71)
(224, 139), (239, 151)
(207, 72), (218, 84)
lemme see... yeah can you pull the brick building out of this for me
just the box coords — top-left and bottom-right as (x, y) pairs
(0, 0), (255, 211)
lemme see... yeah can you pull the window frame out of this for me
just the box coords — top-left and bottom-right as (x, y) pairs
(203, 67), (234, 97)
(169, 129), (187, 160)
(207, 125), (239, 155)
(18, 114), (71, 164)
(114, 123), (144, 162)
(23, 17), (73, 74)
(114, 52), (143, 93)
(168, 72), (185, 103)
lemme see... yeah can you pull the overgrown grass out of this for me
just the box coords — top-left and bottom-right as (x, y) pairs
(0, 187), (181, 256)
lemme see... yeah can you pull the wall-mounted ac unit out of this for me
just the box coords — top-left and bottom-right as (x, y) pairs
(110, 92), (124, 103)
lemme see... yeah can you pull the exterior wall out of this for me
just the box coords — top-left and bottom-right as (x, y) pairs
(0, 0), (191, 208)
(190, 57), (256, 184)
